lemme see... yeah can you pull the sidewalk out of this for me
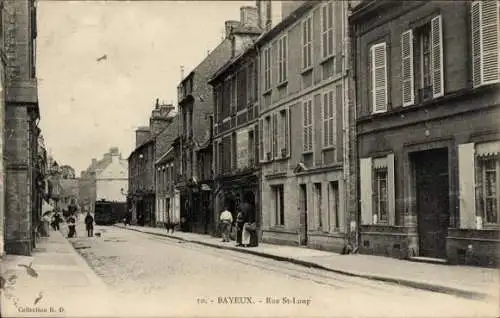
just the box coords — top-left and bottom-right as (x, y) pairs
(115, 224), (499, 302)
(0, 227), (116, 317)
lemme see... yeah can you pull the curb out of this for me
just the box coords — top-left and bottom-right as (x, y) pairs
(115, 225), (492, 301)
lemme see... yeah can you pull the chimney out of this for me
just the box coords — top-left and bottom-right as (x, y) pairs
(91, 158), (97, 169)
(135, 127), (151, 148)
(155, 98), (160, 109)
(180, 66), (184, 81)
(240, 6), (259, 28)
(225, 20), (240, 38)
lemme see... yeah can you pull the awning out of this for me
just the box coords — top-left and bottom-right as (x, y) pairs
(476, 141), (500, 157)
(373, 157), (388, 169)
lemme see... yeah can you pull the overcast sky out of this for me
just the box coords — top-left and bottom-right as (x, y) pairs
(37, 0), (251, 175)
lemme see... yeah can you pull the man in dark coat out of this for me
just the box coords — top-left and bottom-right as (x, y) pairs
(85, 212), (94, 237)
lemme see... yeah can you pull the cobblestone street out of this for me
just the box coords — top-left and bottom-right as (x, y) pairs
(68, 224), (497, 318)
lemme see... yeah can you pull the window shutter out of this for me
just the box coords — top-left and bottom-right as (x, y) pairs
(387, 153), (396, 226)
(329, 90), (335, 147)
(323, 93), (328, 147)
(308, 101), (313, 152)
(273, 112), (282, 159)
(401, 29), (415, 106)
(285, 108), (291, 157)
(259, 119), (264, 163)
(360, 158), (373, 225)
(303, 102), (309, 152)
(283, 36), (288, 81)
(480, 1), (500, 84)
(302, 21), (307, 69)
(471, 1), (482, 87)
(321, 5), (327, 58)
(431, 15), (444, 98)
(458, 143), (476, 229)
(371, 43), (388, 113)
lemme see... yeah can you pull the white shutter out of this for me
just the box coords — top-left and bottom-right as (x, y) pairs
(303, 102), (308, 152)
(273, 112), (279, 160)
(360, 158), (373, 225)
(259, 119), (264, 163)
(431, 15), (444, 98)
(481, 0), (500, 84)
(471, 1), (482, 87)
(401, 29), (415, 106)
(323, 93), (328, 147)
(387, 153), (396, 226)
(308, 101), (313, 152)
(371, 43), (388, 113)
(285, 108), (291, 157)
(458, 143), (476, 229)
(329, 90), (335, 147)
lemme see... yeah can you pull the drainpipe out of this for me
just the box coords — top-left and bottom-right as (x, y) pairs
(346, 1), (359, 253)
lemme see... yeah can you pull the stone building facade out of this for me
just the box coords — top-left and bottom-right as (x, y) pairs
(350, 0), (500, 266)
(128, 100), (175, 226)
(154, 115), (180, 228)
(3, 0), (41, 256)
(176, 7), (261, 234)
(210, 35), (261, 238)
(256, 1), (355, 252)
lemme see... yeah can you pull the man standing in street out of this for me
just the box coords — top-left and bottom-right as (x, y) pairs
(85, 212), (94, 237)
(219, 206), (233, 243)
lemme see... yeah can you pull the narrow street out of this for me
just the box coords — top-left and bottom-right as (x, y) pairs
(68, 224), (496, 318)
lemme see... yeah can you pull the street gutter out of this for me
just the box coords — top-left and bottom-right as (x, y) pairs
(114, 225), (493, 302)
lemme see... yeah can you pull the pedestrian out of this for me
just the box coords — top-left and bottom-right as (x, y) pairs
(53, 211), (62, 231)
(235, 211), (245, 247)
(219, 206), (233, 243)
(85, 212), (94, 237)
(67, 215), (76, 238)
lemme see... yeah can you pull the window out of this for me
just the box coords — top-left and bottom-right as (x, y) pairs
(373, 168), (389, 224)
(259, 119), (264, 162)
(273, 185), (285, 226)
(231, 132), (237, 170)
(272, 112), (278, 159)
(264, 47), (272, 91)
(237, 68), (247, 110)
(265, 116), (271, 161)
(471, 1), (500, 87)
(248, 130), (255, 166)
(322, 90), (335, 148)
(279, 109), (290, 158)
(321, 1), (334, 59)
(369, 42), (388, 113)
(278, 35), (288, 84)
(217, 141), (223, 174)
(302, 100), (313, 153)
(328, 181), (339, 231)
(248, 62), (255, 103)
(231, 76), (237, 112)
(476, 156), (500, 224)
(404, 15), (443, 105)
(302, 15), (313, 69)
(314, 183), (323, 229)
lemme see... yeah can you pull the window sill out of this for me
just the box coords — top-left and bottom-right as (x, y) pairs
(319, 55), (334, 65)
(302, 151), (313, 155)
(263, 88), (272, 96)
(301, 66), (313, 75)
(277, 80), (288, 89)
(322, 146), (335, 151)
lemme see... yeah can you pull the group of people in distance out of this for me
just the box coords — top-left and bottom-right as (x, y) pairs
(45, 207), (95, 238)
(219, 199), (258, 248)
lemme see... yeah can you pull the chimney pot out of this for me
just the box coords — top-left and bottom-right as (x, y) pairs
(240, 6), (259, 28)
(225, 20), (240, 38)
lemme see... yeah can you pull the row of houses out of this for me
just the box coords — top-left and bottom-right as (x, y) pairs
(128, 0), (500, 267)
(0, 0), (48, 257)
